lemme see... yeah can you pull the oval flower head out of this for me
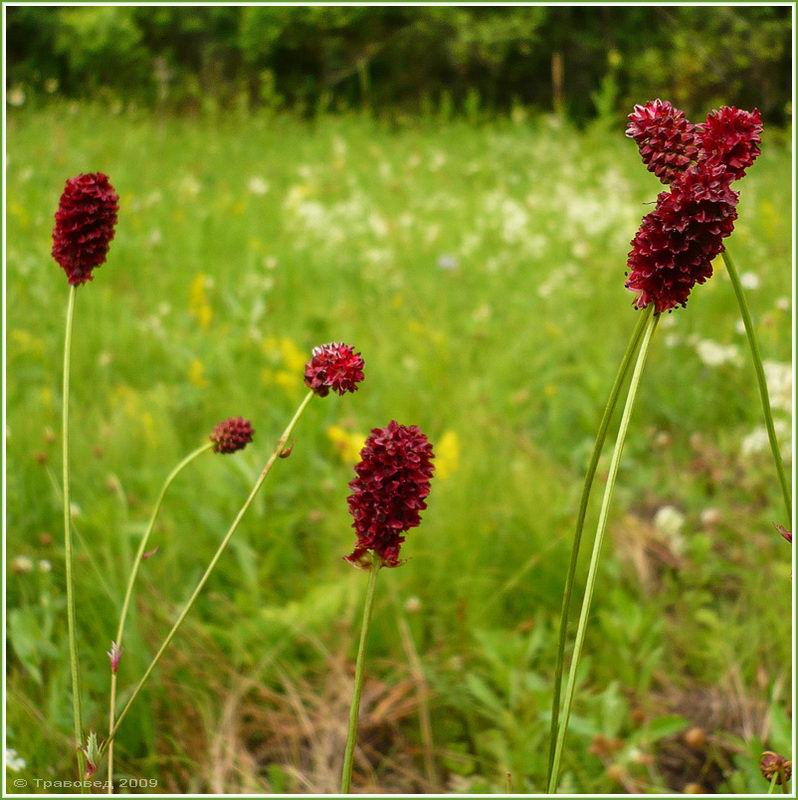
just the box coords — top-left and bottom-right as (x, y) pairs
(304, 342), (365, 397)
(626, 99), (699, 184)
(625, 159), (739, 312)
(210, 417), (254, 454)
(346, 420), (435, 568)
(52, 172), (119, 285)
(698, 106), (763, 180)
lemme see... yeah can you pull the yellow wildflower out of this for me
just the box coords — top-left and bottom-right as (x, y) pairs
(189, 273), (213, 329)
(327, 425), (365, 464)
(436, 430), (460, 480)
(188, 359), (208, 388)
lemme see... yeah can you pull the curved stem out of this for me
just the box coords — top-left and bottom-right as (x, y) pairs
(100, 390), (315, 756)
(722, 249), (792, 521)
(62, 285), (86, 782)
(107, 441), (213, 792)
(546, 308), (650, 784)
(548, 310), (659, 793)
(341, 555), (380, 793)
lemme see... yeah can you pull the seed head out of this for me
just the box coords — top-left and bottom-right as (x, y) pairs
(304, 342), (365, 397)
(346, 420), (435, 568)
(52, 173), (119, 285)
(210, 417), (254, 454)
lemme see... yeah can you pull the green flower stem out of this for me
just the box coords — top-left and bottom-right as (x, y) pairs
(106, 441), (213, 793)
(341, 554), (380, 793)
(546, 308), (649, 785)
(100, 389), (315, 756)
(62, 285), (86, 782)
(768, 773), (778, 794)
(722, 249), (792, 521)
(548, 309), (659, 793)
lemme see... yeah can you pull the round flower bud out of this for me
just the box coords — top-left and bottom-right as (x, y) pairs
(304, 342), (365, 397)
(761, 751), (792, 785)
(210, 417), (254, 454)
(52, 173), (119, 285)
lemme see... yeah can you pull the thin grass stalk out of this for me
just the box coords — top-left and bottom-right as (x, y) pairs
(100, 390), (315, 756)
(62, 285), (86, 782)
(545, 309), (649, 784)
(341, 553), (380, 793)
(769, 773), (779, 794)
(106, 441), (213, 792)
(548, 308), (659, 793)
(722, 249), (792, 521)
(390, 584), (436, 786)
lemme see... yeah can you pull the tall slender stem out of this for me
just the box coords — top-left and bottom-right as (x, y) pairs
(546, 308), (649, 784)
(100, 390), (315, 756)
(341, 555), (380, 793)
(62, 285), (85, 781)
(107, 442), (213, 792)
(548, 310), (659, 793)
(722, 249), (792, 521)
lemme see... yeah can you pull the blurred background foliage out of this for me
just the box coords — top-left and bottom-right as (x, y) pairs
(7, 5), (792, 123)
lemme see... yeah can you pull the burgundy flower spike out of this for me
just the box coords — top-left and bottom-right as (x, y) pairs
(626, 159), (738, 312)
(625, 100), (762, 311)
(346, 421), (435, 568)
(626, 99), (699, 184)
(210, 417), (254, 454)
(304, 342), (365, 397)
(52, 173), (119, 285)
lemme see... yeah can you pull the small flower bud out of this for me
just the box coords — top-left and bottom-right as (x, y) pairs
(210, 417), (254, 454)
(761, 751), (792, 785)
(107, 641), (123, 673)
(776, 524), (792, 544)
(82, 731), (100, 779)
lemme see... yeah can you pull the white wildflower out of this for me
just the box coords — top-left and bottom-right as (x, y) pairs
(6, 748), (26, 772)
(764, 360), (792, 414)
(11, 556), (33, 574)
(740, 272), (760, 290)
(248, 176), (269, 196)
(695, 339), (739, 367)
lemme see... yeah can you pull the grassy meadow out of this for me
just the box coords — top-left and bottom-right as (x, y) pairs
(6, 103), (793, 794)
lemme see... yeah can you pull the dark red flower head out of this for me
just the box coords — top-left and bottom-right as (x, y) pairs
(210, 417), (254, 454)
(626, 99), (699, 184)
(304, 342), (364, 397)
(626, 159), (738, 312)
(346, 421), (435, 568)
(699, 107), (763, 181)
(761, 752), (792, 785)
(52, 173), (119, 286)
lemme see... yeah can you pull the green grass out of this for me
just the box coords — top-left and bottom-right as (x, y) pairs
(6, 103), (792, 794)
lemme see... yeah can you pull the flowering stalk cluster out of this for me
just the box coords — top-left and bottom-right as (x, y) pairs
(625, 102), (762, 312)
